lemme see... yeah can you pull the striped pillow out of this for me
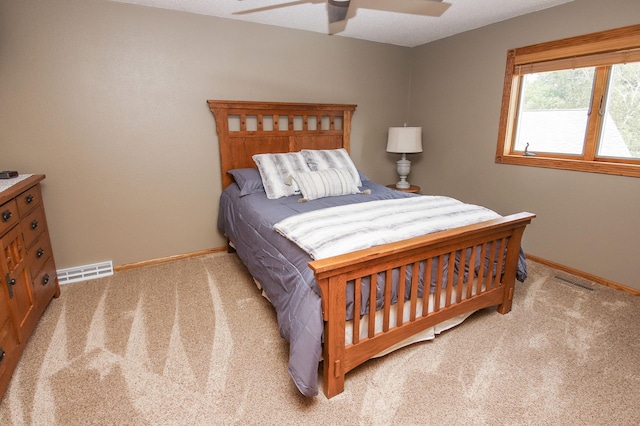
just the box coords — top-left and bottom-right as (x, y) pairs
(301, 148), (362, 187)
(289, 168), (359, 202)
(253, 152), (312, 199)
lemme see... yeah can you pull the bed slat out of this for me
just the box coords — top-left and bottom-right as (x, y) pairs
(410, 261), (420, 321)
(353, 277), (361, 345)
(396, 264), (407, 327)
(368, 276), (376, 338)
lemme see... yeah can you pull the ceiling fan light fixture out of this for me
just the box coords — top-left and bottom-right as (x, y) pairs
(327, 0), (350, 23)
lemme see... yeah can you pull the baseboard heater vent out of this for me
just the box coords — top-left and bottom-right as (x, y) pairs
(57, 261), (114, 285)
(554, 275), (594, 291)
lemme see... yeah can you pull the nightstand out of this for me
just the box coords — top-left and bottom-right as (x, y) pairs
(387, 184), (420, 194)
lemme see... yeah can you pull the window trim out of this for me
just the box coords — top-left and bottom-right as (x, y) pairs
(495, 25), (640, 178)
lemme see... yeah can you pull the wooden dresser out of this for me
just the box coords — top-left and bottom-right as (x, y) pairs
(0, 175), (60, 400)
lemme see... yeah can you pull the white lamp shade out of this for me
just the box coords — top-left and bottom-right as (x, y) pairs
(386, 127), (423, 153)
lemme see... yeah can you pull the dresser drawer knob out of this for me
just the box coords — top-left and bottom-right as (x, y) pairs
(42, 274), (50, 285)
(37, 248), (45, 258)
(31, 220), (39, 230)
(25, 194), (34, 204)
(1, 210), (11, 222)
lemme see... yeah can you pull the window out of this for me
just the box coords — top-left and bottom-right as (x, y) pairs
(496, 25), (640, 177)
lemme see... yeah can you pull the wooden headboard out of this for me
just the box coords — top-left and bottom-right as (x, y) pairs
(208, 100), (357, 189)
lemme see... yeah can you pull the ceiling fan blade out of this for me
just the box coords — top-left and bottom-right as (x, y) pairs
(361, 0), (451, 17)
(327, 0), (350, 24)
(233, 0), (323, 16)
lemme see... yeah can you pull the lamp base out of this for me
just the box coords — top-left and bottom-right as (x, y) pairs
(395, 155), (411, 189)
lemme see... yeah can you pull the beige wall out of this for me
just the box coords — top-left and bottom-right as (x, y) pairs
(408, 0), (640, 290)
(0, 0), (410, 268)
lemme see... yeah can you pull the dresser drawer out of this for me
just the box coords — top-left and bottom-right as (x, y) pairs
(33, 258), (57, 309)
(0, 321), (18, 378)
(0, 199), (19, 236)
(20, 205), (46, 249)
(0, 292), (13, 384)
(16, 185), (42, 217)
(0, 317), (18, 380)
(0, 325), (18, 397)
(27, 232), (52, 279)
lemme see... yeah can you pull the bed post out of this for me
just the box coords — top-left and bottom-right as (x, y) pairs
(497, 224), (527, 314)
(342, 110), (352, 152)
(318, 274), (347, 398)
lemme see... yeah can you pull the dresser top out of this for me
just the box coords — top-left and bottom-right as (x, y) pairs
(0, 175), (45, 205)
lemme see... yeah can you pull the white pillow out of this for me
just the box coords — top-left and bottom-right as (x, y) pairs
(253, 152), (312, 199)
(289, 168), (360, 202)
(301, 148), (362, 187)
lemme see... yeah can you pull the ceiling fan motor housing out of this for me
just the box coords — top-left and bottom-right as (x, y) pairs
(327, 0), (350, 23)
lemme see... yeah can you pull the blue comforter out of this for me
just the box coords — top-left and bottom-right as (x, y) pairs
(217, 180), (527, 397)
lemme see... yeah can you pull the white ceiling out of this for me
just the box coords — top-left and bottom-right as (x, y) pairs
(109, 0), (574, 48)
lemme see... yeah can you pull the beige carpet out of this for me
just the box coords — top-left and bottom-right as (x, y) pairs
(1, 253), (639, 425)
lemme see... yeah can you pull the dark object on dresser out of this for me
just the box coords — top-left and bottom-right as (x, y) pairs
(0, 171), (19, 179)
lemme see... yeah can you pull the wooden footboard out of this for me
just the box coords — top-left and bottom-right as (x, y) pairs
(309, 212), (535, 398)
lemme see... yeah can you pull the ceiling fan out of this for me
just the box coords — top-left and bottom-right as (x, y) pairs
(234, 0), (452, 34)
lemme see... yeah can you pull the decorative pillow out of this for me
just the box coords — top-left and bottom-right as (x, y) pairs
(288, 168), (360, 202)
(227, 168), (264, 196)
(252, 152), (312, 199)
(301, 148), (362, 187)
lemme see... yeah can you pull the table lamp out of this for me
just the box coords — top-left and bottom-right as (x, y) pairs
(386, 126), (422, 189)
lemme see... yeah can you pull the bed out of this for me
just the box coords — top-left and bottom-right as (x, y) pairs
(208, 100), (535, 398)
